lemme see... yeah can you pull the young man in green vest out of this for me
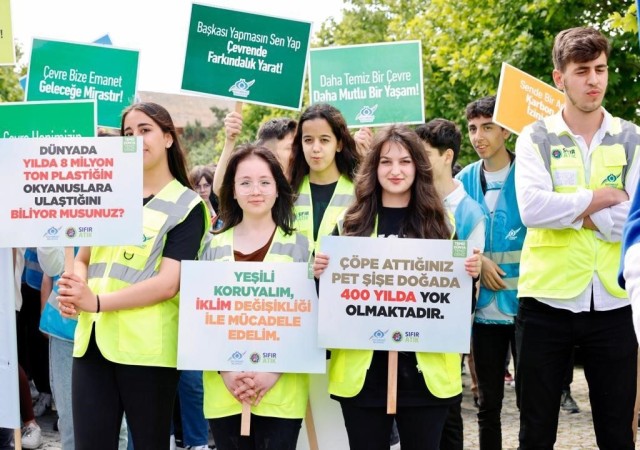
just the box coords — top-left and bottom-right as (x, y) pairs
(515, 26), (640, 449)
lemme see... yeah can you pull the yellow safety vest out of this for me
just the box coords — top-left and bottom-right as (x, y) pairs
(202, 227), (312, 419)
(73, 180), (209, 367)
(329, 218), (462, 400)
(519, 115), (640, 299)
(294, 174), (354, 254)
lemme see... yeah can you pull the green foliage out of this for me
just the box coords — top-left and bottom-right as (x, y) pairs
(0, 44), (26, 102)
(182, 105), (227, 167)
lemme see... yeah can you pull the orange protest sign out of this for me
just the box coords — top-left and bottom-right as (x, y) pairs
(494, 62), (564, 135)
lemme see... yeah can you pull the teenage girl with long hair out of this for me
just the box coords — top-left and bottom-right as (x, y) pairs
(313, 125), (481, 450)
(57, 102), (209, 450)
(290, 103), (360, 254)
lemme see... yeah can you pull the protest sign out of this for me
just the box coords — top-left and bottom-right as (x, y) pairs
(0, 0), (15, 65)
(26, 38), (139, 128)
(178, 261), (325, 373)
(494, 62), (564, 135)
(0, 136), (142, 248)
(309, 41), (424, 127)
(0, 100), (96, 139)
(318, 236), (472, 353)
(181, 3), (311, 110)
(0, 249), (19, 428)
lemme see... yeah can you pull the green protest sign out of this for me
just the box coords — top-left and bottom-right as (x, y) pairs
(0, 100), (96, 139)
(182, 3), (311, 110)
(309, 41), (425, 127)
(0, 0), (15, 65)
(26, 39), (139, 128)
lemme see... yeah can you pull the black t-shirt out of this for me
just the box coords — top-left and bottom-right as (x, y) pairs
(310, 181), (337, 242)
(336, 206), (459, 407)
(143, 195), (206, 261)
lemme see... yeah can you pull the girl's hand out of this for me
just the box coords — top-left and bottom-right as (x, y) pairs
(313, 253), (330, 278)
(239, 372), (281, 406)
(354, 127), (373, 157)
(220, 371), (253, 403)
(465, 248), (482, 278)
(224, 112), (243, 140)
(56, 272), (96, 316)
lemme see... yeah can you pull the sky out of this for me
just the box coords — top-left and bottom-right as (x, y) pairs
(10, 0), (345, 94)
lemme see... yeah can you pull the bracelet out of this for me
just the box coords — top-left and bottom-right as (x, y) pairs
(96, 294), (101, 313)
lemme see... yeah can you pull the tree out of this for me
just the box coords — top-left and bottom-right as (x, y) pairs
(0, 44), (27, 102)
(182, 105), (227, 167)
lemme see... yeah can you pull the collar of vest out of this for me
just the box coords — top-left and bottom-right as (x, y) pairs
(544, 109), (618, 136)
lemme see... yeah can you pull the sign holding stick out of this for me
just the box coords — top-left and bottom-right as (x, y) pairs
(241, 402), (251, 436)
(309, 41), (425, 127)
(0, 136), (143, 248)
(494, 62), (564, 135)
(387, 351), (398, 414)
(182, 3), (311, 110)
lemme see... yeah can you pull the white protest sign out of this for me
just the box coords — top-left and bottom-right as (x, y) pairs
(0, 136), (143, 248)
(318, 236), (472, 353)
(178, 261), (325, 373)
(0, 249), (19, 428)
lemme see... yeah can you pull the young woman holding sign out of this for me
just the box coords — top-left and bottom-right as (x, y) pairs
(200, 144), (310, 450)
(57, 102), (209, 450)
(313, 125), (481, 450)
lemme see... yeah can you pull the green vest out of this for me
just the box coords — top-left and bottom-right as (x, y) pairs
(73, 180), (209, 367)
(328, 349), (462, 399)
(202, 227), (311, 419)
(329, 218), (462, 400)
(519, 116), (640, 299)
(294, 174), (354, 254)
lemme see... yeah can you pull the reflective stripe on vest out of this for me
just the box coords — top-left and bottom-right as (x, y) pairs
(294, 174), (354, 254)
(73, 180), (209, 367)
(519, 116), (640, 299)
(456, 161), (525, 316)
(202, 226), (311, 419)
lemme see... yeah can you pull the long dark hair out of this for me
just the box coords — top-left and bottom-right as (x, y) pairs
(120, 102), (192, 189)
(289, 103), (359, 192)
(342, 125), (450, 239)
(216, 144), (295, 235)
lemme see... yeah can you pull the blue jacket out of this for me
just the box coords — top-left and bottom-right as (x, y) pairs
(456, 157), (525, 316)
(619, 186), (640, 288)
